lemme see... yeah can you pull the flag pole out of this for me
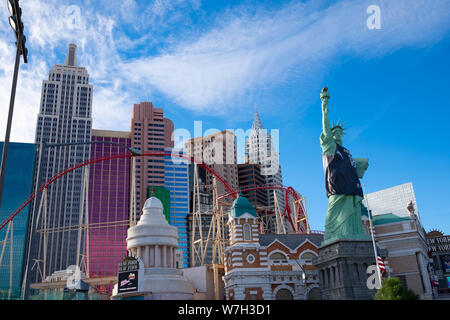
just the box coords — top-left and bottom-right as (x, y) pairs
(363, 184), (383, 287)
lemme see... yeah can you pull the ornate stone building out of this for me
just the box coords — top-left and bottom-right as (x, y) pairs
(111, 197), (194, 300)
(361, 206), (433, 299)
(223, 194), (323, 300)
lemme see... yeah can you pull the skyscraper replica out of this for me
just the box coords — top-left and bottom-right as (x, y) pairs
(0, 142), (36, 299)
(237, 163), (268, 208)
(25, 44), (93, 291)
(87, 130), (132, 293)
(164, 147), (190, 267)
(185, 130), (239, 196)
(130, 102), (174, 217)
(245, 110), (284, 232)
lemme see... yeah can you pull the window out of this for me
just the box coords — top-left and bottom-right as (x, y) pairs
(275, 288), (293, 300)
(270, 252), (286, 260)
(269, 252), (288, 265)
(243, 224), (251, 241)
(300, 252), (317, 265)
(246, 254), (255, 264)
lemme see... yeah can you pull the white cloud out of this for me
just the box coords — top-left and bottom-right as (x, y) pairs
(0, 0), (449, 144)
(121, 0), (450, 112)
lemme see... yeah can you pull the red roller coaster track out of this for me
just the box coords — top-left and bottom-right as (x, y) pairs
(0, 152), (236, 231)
(0, 151), (308, 233)
(217, 184), (308, 233)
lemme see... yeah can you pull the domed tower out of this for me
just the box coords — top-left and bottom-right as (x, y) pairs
(224, 194), (272, 300)
(111, 197), (194, 300)
(228, 194), (259, 247)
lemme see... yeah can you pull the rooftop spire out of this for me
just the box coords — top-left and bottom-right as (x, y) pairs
(64, 43), (77, 66)
(252, 108), (264, 130)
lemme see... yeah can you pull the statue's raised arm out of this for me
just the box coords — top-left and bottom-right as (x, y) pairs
(321, 87), (331, 134)
(320, 87), (336, 155)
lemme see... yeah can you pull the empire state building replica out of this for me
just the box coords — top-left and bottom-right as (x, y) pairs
(24, 44), (93, 291)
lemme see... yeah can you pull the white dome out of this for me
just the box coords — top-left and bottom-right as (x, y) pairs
(127, 196), (178, 248)
(143, 197), (163, 210)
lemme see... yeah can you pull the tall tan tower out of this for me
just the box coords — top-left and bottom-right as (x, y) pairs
(130, 102), (174, 215)
(185, 130), (239, 196)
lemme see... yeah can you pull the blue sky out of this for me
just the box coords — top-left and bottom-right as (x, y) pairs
(0, 0), (449, 233)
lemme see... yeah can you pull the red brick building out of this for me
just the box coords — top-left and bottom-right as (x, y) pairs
(223, 194), (323, 300)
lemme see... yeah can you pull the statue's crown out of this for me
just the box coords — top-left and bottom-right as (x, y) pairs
(331, 119), (347, 132)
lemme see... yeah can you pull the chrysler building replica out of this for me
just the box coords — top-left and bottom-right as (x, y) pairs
(245, 110), (285, 231)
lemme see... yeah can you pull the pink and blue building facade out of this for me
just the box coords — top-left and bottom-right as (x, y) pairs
(87, 130), (131, 292)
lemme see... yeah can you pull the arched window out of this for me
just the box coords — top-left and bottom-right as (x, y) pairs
(275, 288), (294, 300)
(300, 252), (317, 265)
(307, 287), (321, 300)
(243, 223), (251, 241)
(269, 252), (288, 265)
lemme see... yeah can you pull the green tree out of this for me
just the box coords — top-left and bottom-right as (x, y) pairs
(374, 277), (419, 300)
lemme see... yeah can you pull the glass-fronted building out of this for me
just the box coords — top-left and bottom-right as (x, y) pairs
(364, 182), (421, 222)
(164, 148), (189, 267)
(87, 130), (131, 294)
(0, 142), (36, 299)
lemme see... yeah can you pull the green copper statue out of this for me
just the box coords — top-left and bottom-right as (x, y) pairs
(320, 87), (370, 246)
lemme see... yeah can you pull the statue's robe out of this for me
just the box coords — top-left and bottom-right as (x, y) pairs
(320, 130), (370, 246)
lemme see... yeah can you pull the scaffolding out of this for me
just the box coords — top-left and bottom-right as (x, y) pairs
(273, 190), (287, 234)
(190, 164), (228, 267)
(33, 166), (91, 282)
(189, 168), (311, 266)
(0, 219), (13, 299)
(294, 197), (310, 234)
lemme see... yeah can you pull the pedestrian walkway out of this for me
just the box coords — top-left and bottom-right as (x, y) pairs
(434, 293), (450, 300)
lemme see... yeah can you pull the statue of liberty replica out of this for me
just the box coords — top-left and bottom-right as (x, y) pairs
(315, 87), (376, 300)
(320, 87), (370, 245)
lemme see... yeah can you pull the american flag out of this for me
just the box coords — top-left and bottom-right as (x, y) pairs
(376, 248), (386, 277)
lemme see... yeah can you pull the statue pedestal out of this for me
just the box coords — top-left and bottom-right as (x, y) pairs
(314, 239), (377, 300)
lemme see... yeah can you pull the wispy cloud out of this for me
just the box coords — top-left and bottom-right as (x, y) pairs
(121, 0), (450, 113)
(0, 0), (449, 143)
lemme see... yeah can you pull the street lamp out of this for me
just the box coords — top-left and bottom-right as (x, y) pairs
(0, 0), (28, 210)
(7, 0), (27, 62)
(288, 254), (307, 283)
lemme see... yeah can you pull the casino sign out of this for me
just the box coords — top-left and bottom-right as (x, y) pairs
(426, 232), (450, 291)
(117, 256), (140, 293)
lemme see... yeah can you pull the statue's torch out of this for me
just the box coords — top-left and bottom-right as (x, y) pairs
(321, 86), (330, 100)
